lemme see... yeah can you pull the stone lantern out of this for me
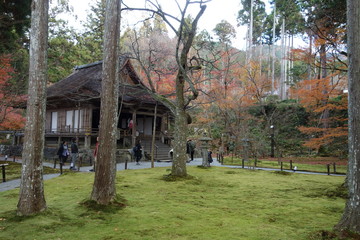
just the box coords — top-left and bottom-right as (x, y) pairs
(199, 132), (212, 167)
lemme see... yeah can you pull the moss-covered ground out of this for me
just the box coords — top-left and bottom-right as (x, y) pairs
(0, 166), (349, 239)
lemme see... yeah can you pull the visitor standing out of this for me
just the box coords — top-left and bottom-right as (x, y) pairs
(70, 138), (78, 171)
(57, 141), (69, 165)
(187, 139), (196, 161)
(208, 150), (213, 164)
(133, 140), (142, 165)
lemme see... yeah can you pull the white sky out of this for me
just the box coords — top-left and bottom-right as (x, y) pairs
(65, 0), (249, 50)
(63, 0), (305, 50)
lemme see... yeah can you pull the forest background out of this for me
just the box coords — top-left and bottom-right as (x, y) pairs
(0, 0), (347, 160)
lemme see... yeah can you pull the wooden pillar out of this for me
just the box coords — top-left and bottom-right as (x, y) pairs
(12, 131), (16, 146)
(160, 114), (165, 144)
(132, 110), (137, 146)
(161, 114), (165, 131)
(85, 135), (91, 149)
(84, 108), (93, 149)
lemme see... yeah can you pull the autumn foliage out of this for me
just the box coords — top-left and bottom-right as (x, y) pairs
(0, 55), (25, 130)
(291, 73), (348, 152)
(195, 46), (272, 146)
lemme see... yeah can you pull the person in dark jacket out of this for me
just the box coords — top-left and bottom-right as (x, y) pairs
(133, 140), (142, 165)
(187, 139), (196, 161)
(57, 141), (69, 165)
(70, 138), (79, 170)
(208, 150), (213, 164)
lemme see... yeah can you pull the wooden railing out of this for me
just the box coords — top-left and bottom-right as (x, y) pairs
(45, 128), (173, 143)
(45, 128), (137, 138)
(45, 127), (99, 135)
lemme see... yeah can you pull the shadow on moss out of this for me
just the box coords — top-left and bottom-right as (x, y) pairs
(309, 230), (337, 240)
(324, 183), (348, 199)
(3, 207), (68, 223)
(80, 194), (127, 213)
(196, 165), (213, 169)
(272, 171), (293, 176)
(309, 229), (360, 240)
(307, 183), (348, 199)
(161, 174), (195, 182)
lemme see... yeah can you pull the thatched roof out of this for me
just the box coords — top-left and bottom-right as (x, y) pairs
(46, 57), (160, 108)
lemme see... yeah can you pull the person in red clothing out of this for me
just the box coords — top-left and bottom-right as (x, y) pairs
(128, 119), (133, 129)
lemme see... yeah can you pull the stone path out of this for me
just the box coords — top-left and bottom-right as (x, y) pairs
(0, 156), (344, 192)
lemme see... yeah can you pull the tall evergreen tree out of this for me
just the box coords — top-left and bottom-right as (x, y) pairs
(90, 0), (121, 205)
(237, 0), (267, 44)
(0, 0), (31, 53)
(79, 0), (106, 62)
(0, 0), (31, 95)
(213, 20), (236, 44)
(273, 0), (305, 37)
(17, 0), (48, 216)
(335, 0), (360, 234)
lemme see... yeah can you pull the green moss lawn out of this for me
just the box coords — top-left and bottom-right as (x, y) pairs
(0, 166), (347, 240)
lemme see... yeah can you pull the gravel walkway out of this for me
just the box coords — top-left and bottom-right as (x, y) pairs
(0, 156), (344, 192)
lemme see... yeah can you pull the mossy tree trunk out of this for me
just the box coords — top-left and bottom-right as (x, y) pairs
(91, 0), (121, 205)
(170, 4), (206, 177)
(17, 0), (49, 216)
(172, 70), (188, 177)
(336, 0), (360, 233)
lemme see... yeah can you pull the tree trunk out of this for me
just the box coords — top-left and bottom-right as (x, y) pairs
(280, 18), (286, 100)
(259, 43), (262, 77)
(335, 0), (360, 233)
(319, 43), (330, 128)
(91, 0), (121, 205)
(151, 102), (157, 168)
(172, 72), (188, 177)
(170, 4), (206, 177)
(248, 0), (254, 62)
(271, 3), (276, 94)
(17, 0), (49, 216)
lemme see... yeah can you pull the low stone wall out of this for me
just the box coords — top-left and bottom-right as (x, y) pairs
(116, 149), (133, 163)
(44, 147), (58, 160)
(0, 145), (22, 157)
(0, 145), (135, 164)
(0, 145), (58, 160)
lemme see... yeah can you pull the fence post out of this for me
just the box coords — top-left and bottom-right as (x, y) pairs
(125, 158), (128, 170)
(327, 164), (330, 175)
(60, 162), (63, 175)
(2, 165), (6, 182)
(242, 159), (245, 168)
(77, 154), (81, 171)
(281, 161), (283, 171)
